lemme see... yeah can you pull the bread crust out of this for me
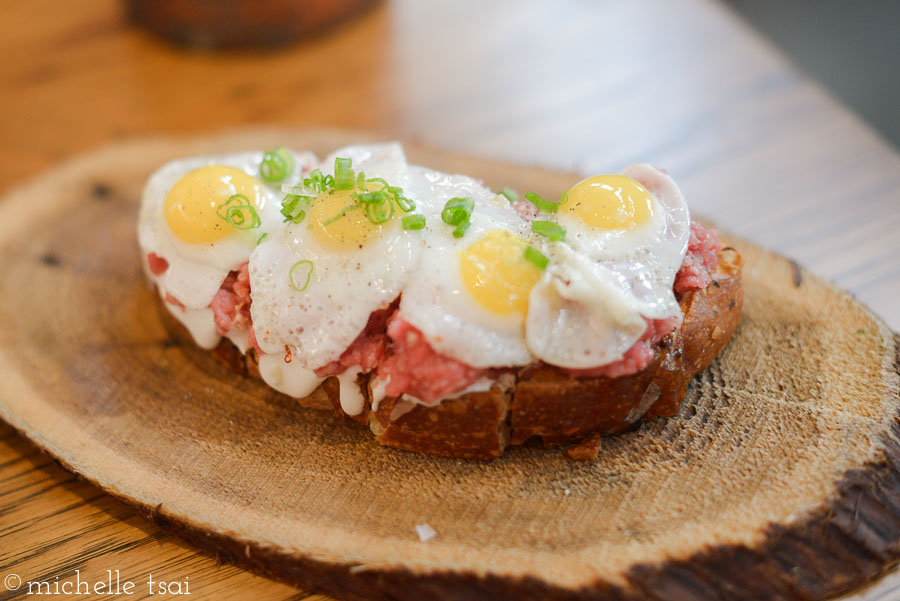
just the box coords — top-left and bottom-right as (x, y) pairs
(161, 248), (743, 460)
(371, 383), (512, 460)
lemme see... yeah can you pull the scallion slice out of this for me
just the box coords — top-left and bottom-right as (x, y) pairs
(365, 198), (394, 224)
(365, 177), (389, 189)
(525, 191), (558, 213)
(334, 157), (354, 190)
(393, 189), (416, 212)
(452, 220), (471, 238)
(531, 220), (566, 241)
(524, 245), (550, 270)
(256, 233), (268, 245)
(303, 169), (331, 193)
(401, 214), (426, 230)
(216, 194), (261, 230)
(260, 147), (294, 183)
(441, 197), (474, 226)
(499, 188), (519, 203)
(323, 203), (359, 226)
(281, 193), (313, 224)
(356, 189), (389, 205)
(289, 260), (314, 292)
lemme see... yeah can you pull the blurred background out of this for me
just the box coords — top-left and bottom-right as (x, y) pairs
(3, 0), (897, 190)
(725, 0), (899, 147)
(124, 0), (898, 150)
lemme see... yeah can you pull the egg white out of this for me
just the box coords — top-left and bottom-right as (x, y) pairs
(525, 164), (691, 368)
(525, 243), (649, 368)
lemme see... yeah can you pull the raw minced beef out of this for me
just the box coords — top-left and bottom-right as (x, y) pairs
(375, 315), (486, 404)
(153, 221), (722, 393)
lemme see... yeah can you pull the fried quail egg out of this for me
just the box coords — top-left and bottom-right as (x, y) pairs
(525, 164), (690, 368)
(138, 150), (315, 309)
(396, 174), (538, 367)
(248, 143), (423, 368)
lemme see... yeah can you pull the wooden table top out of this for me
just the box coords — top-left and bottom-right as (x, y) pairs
(1, 1), (897, 600)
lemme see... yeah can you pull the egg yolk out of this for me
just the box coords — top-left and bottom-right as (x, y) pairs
(308, 185), (395, 251)
(459, 229), (542, 315)
(165, 166), (263, 244)
(565, 175), (654, 230)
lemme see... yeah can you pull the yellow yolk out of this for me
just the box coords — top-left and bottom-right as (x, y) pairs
(565, 174), (654, 230)
(308, 186), (395, 250)
(165, 166), (263, 244)
(459, 229), (542, 315)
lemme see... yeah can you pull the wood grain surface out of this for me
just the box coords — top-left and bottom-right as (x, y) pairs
(1, 0), (898, 600)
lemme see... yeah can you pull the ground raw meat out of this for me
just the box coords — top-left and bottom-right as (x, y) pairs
(675, 222), (721, 293)
(147, 252), (168, 276)
(314, 299), (399, 378)
(209, 262), (261, 350)
(376, 316), (485, 405)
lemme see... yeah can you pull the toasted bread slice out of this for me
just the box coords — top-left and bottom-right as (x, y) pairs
(163, 247), (743, 460)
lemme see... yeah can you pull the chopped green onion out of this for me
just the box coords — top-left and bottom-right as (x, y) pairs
(440, 197), (473, 237)
(355, 189), (390, 205)
(365, 177), (389, 189)
(531, 220), (566, 241)
(311, 171), (418, 227)
(256, 233), (268, 245)
(334, 157), (354, 190)
(441, 197), (474, 226)
(393, 188), (416, 212)
(303, 169), (331, 193)
(525, 191), (558, 213)
(289, 260), (314, 292)
(499, 188), (519, 203)
(225, 206), (260, 229)
(524, 245), (549, 270)
(323, 203), (359, 226)
(216, 194), (260, 230)
(365, 198), (394, 224)
(401, 214), (426, 230)
(216, 193), (249, 216)
(452, 220), (471, 238)
(281, 193), (313, 224)
(260, 147), (294, 183)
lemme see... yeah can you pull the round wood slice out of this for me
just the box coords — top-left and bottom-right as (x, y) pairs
(0, 128), (897, 601)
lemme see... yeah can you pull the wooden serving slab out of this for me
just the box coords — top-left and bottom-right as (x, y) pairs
(0, 128), (897, 601)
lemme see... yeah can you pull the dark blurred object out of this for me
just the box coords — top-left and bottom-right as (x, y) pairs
(126, 0), (380, 49)
(723, 0), (900, 148)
